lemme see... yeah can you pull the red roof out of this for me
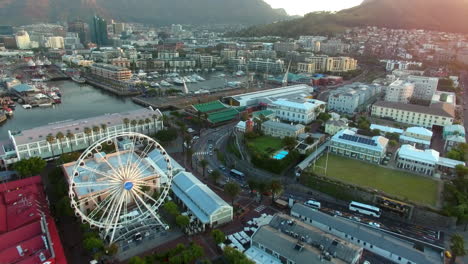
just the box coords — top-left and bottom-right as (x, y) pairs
(0, 176), (67, 264)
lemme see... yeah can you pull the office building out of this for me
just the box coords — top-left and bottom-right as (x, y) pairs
(46, 36), (64, 49)
(407, 75), (439, 101)
(220, 49), (237, 61)
(273, 41), (298, 53)
(384, 80), (414, 103)
(330, 129), (388, 164)
(247, 213), (362, 264)
(262, 120), (305, 139)
(371, 101), (455, 128)
(319, 40), (349, 55)
(90, 63), (132, 81)
(268, 98), (326, 124)
(247, 58), (284, 74)
(91, 16), (108, 46)
(68, 20), (89, 45)
(15, 31), (30, 49)
(328, 83), (382, 114)
(4, 108), (163, 162)
(199, 55), (213, 69)
(291, 204), (442, 264)
(113, 22), (125, 35)
(396, 144), (465, 176)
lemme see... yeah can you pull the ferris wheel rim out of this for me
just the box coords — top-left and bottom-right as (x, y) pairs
(68, 132), (173, 233)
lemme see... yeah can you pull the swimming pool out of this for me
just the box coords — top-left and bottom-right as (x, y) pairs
(272, 150), (289, 160)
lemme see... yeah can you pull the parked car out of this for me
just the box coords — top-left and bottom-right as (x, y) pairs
(368, 222), (381, 228)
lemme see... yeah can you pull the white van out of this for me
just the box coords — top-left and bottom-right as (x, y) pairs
(304, 200), (321, 210)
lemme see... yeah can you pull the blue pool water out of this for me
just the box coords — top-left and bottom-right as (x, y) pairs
(273, 150), (289, 160)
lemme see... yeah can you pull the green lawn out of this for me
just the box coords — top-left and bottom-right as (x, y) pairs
(311, 154), (439, 206)
(247, 136), (283, 156)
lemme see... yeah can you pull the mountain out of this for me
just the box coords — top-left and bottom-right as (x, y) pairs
(0, 0), (289, 26)
(233, 0), (468, 37)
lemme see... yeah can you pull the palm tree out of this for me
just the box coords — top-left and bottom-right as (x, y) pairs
(144, 118), (151, 134)
(450, 234), (466, 263)
(199, 159), (208, 178)
(46, 134), (56, 157)
(138, 119), (145, 133)
(92, 126), (100, 142)
(224, 182), (240, 206)
(151, 114), (159, 132)
(84, 127), (92, 146)
(123, 118), (130, 131)
(66, 131), (75, 152)
(209, 170), (221, 185)
(55, 132), (65, 154)
(100, 124), (107, 137)
(130, 120), (137, 132)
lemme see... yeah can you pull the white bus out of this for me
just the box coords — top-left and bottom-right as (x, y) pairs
(304, 200), (321, 210)
(230, 169), (245, 179)
(349, 201), (381, 218)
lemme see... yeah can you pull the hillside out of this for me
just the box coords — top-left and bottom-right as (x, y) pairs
(233, 0), (468, 37)
(0, 0), (289, 26)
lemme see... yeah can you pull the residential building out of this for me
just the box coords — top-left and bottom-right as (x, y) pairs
(384, 60), (422, 72)
(327, 57), (358, 72)
(167, 59), (196, 69)
(328, 83), (382, 114)
(291, 204), (442, 264)
(110, 57), (131, 68)
(325, 119), (349, 135)
(91, 15), (108, 46)
(5, 108), (163, 162)
(247, 58), (284, 74)
(15, 31), (30, 49)
(247, 213), (362, 264)
(227, 57), (246, 71)
(262, 120), (305, 139)
(268, 99), (326, 124)
(158, 51), (179, 60)
(273, 41), (298, 53)
(371, 101), (455, 128)
(90, 63), (132, 81)
(400, 127), (433, 149)
(443, 124), (466, 151)
(407, 75), (439, 101)
(396, 144), (465, 176)
(369, 124), (404, 135)
(112, 22), (125, 35)
(320, 40), (349, 55)
(171, 171), (233, 231)
(0, 176), (67, 264)
(220, 49), (236, 61)
(297, 62), (316, 73)
(384, 80), (414, 103)
(330, 129), (388, 164)
(46, 36), (64, 49)
(199, 55), (213, 68)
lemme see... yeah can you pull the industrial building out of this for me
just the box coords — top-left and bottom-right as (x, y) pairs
(328, 83), (382, 114)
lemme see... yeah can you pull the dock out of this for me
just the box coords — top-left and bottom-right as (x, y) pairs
(84, 76), (141, 96)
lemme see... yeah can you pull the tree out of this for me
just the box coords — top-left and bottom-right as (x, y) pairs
(83, 236), (104, 252)
(138, 119), (145, 132)
(223, 246), (255, 264)
(105, 243), (119, 256)
(100, 123), (107, 136)
(269, 180), (283, 203)
(317, 112), (331, 122)
(282, 136), (297, 150)
(154, 128), (178, 143)
(46, 133), (56, 157)
(123, 118), (130, 130)
(450, 234), (466, 263)
(209, 170), (221, 184)
(456, 165), (468, 178)
(92, 126), (100, 140)
(305, 136), (314, 145)
(176, 215), (190, 228)
(145, 118), (151, 134)
(152, 114), (160, 132)
(13, 157), (47, 178)
(128, 256), (147, 264)
(56, 132), (65, 154)
(211, 229), (226, 244)
(130, 119), (137, 132)
(199, 159), (209, 178)
(389, 139), (398, 147)
(247, 179), (258, 193)
(163, 201), (179, 216)
(66, 131), (74, 151)
(224, 182), (240, 205)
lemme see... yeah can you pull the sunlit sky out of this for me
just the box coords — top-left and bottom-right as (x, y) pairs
(264, 0), (364, 15)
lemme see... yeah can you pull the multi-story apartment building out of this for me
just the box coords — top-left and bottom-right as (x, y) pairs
(443, 124), (466, 151)
(227, 57), (246, 71)
(304, 56), (357, 72)
(5, 108), (163, 162)
(220, 49), (236, 61)
(407, 75), (439, 101)
(167, 59), (196, 68)
(297, 62), (316, 74)
(47, 36), (64, 49)
(261, 120), (305, 139)
(320, 39), (349, 55)
(327, 83), (382, 114)
(268, 98), (326, 124)
(371, 101), (455, 128)
(90, 63), (132, 81)
(330, 129), (388, 164)
(247, 58), (284, 74)
(158, 51), (179, 60)
(15, 30), (31, 49)
(199, 55), (213, 69)
(110, 57), (131, 68)
(384, 80), (414, 103)
(273, 41), (298, 53)
(396, 144), (465, 176)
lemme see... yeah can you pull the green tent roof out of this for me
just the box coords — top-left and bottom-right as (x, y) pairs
(252, 110), (275, 118)
(193, 100), (227, 113)
(207, 108), (239, 124)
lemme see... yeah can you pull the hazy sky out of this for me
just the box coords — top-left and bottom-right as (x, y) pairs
(265, 0), (364, 15)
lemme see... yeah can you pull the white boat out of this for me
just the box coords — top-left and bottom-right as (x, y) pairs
(191, 74), (205, 81)
(215, 73), (226, 78)
(39, 103), (53, 107)
(22, 104), (32, 109)
(150, 82), (160, 88)
(172, 77), (184, 86)
(160, 80), (172, 87)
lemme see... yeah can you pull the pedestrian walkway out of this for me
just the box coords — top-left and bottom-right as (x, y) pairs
(254, 205), (266, 213)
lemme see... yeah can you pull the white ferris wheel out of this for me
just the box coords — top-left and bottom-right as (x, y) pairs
(68, 132), (173, 243)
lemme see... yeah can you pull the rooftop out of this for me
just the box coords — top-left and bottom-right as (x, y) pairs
(370, 124), (404, 134)
(262, 120), (305, 132)
(398, 144), (439, 164)
(207, 108), (239, 124)
(443, 124), (465, 134)
(332, 129), (388, 151)
(192, 100), (227, 113)
(271, 98), (326, 111)
(405, 127), (433, 137)
(11, 108), (161, 145)
(171, 171), (232, 224)
(230, 84), (313, 107)
(92, 63), (130, 71)
(373, 101), (455, 118)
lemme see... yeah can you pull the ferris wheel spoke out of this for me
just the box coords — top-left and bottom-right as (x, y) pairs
(98, 187), (124, 226)
(78, 190), (108, 204)
(134, 187), (159, 204)
(74, 181), (118, 188)
(92, 151), (126, 181)
(107, 191), (127, 242)
(87, 186), (121, 219)
(125, 135), (138, 168)
(128, 141), (155, 179)
(129, 190), (147, 216)
(132, 188), (165, 227)
(80, 165), (122, 182)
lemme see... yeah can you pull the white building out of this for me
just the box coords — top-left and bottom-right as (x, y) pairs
(384, 80), (414, 103)
(400, 127), (433, 149)
(325, 119), (349, 135)
(268, 99), (326, 124)
(229, 84), (314, 107)
(407, 75), (439, 101)
(199, 55), (213, 69)
(328, 83), (382, 114)
(371, 101), (455, 128)
(15, 31), (31, 50)
(261, 120), (305, 139)
(396, 144), (465, 176)
(47, 36), (64, 49)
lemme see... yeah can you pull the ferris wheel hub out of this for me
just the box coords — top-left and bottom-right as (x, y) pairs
(123, 181), (134, 190)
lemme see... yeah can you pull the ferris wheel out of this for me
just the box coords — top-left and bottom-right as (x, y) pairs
(68, 132), (173, 243)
